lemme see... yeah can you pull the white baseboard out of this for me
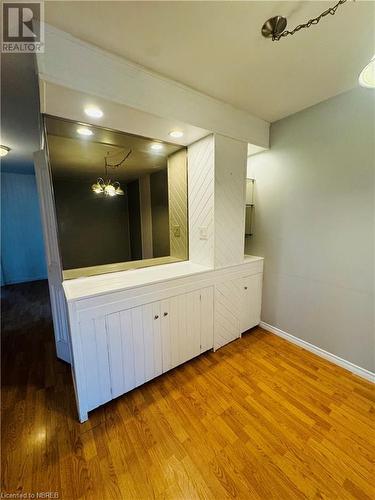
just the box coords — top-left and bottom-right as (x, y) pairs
(259, 321), (374, 383)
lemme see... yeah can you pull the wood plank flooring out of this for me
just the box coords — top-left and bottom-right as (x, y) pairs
(1, 280), (374, 499)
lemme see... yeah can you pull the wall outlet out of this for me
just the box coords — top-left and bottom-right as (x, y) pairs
(199, 226), (208, 240)
(172, 225), (180, 237)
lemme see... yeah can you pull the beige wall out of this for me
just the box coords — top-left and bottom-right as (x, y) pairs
(246, 88), (374, 372)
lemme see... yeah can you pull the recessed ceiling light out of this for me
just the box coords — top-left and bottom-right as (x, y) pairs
(77, 127), (93, 136)
(359, 56), (375, 89)
(0, 145), (11, 157)
(84, 106), (103, 118)
(169, 130), (184, 139)
(151, 143), (163, 151)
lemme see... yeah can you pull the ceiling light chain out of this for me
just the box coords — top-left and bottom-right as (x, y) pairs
(91, 149), (132, 197)
(262, 0), (348, 41)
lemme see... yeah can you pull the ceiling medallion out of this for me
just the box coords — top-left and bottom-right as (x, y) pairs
(91, 149), (132, 197)
(261, 0), (348, 41)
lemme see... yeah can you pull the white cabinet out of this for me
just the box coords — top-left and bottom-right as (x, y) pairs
(214, 272), (263, 350)
(66, 257), (263, 421)
(240, 274), (263, 333)
(214, 278), (242, 350)
(77, 285), (214, 420)
(160, 287), (214, 371)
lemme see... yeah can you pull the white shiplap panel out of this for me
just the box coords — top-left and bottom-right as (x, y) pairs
(188, 135), (215, 268)
(214, 135), (247, 269)
(214, 279), (242, 350)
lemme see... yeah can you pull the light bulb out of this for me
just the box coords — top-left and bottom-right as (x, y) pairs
(84, 106), (103, 118)
(169, 130), (184, 138)
(115, 186), (124, 195)
(77, 127), (93, 136)
(104, 184), (116, 196)
(151, 143), (163, 151)
(359, 56), (375, 89)
(0, 145), (10, 157)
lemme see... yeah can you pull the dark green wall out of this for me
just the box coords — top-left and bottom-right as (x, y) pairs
(150, 169), (170, 258)
(53, 178), (131, 270)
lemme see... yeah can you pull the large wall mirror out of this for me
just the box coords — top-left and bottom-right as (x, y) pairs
(44, 116), (188, 279)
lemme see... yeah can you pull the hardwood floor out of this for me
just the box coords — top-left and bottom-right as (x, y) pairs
(1, 281), (374, 499)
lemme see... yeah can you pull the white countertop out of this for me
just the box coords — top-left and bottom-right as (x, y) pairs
(63, 255), (263, 302)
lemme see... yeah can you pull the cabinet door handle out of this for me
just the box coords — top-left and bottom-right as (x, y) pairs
(163, 312), (168, 317)
(244, 286), (248, 290)
(154, 315), (159, 320)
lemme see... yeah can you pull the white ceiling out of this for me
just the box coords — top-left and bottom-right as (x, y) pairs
(45, 1), (375, 122)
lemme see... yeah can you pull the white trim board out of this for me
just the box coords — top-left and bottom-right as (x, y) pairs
(260, 321), (375, 383)
(37, 24), (269, 147)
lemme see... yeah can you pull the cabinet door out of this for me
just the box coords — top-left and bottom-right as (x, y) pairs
(106, 301), (163, 399)
(214, 279), (242, 350)
(160, 287), (214, 372)
(240, 274), (263, 333)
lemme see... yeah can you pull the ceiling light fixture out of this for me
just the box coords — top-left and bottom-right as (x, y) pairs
(169, 130), (184, 139)
(0, 145), (11, 157)
(151, 143), (163, 151)
(91, 149), (132, 197)
(359, 56), (375, 89)
(77, 127), (94, 136)
(261, 0), (348, 41)
(84, 106), (103, 118)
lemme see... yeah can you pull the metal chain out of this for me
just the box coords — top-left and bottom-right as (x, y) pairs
(273, 0), (348, 41)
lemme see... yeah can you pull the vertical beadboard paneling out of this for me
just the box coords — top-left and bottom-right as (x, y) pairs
(143, 302), (155, 382)
(169, 295), (181, 369)
(80, 317), (111, 409)
(185, 290), (201, 362)
(160, 299), (171, 372)
(119, 309), (136, 392)
(200, 286), (214, 352)
(152, 301), (163, 377)
(132, 306), (146, 387)
(214, 135), (247, 268)
(188, 135), (215, 267)
(34, 150), (71, 363)
(106, 312), (124, 398)
(167, 149), (188, 260)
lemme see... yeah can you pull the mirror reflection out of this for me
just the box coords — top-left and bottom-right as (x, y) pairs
(45, 116), (188, 279)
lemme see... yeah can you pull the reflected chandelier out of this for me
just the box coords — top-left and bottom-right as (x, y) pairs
(91, 149), (132, 197)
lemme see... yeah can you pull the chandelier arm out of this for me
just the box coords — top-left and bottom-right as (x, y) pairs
(272, 0), (348, 41)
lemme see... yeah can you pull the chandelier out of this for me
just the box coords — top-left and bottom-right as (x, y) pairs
(91, 149), (132, 197)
